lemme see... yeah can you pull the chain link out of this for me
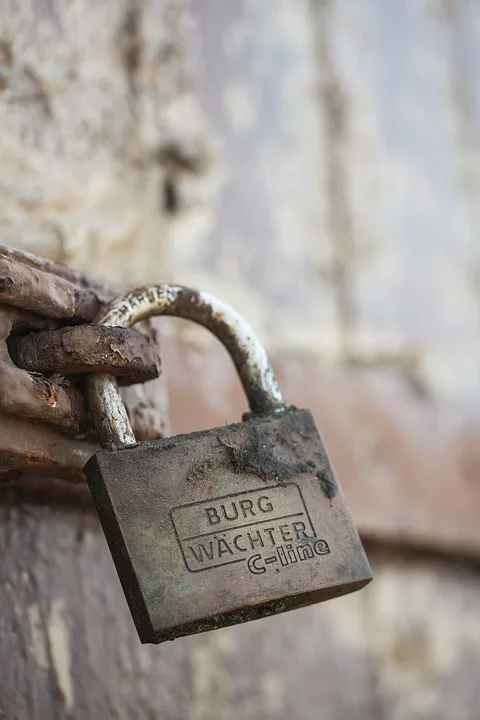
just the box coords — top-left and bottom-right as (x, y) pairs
(0, 244), (165, 481)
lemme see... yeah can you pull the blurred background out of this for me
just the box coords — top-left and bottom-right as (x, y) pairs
(1, 0), (480, 718)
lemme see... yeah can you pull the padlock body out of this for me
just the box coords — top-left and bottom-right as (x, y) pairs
(84, 409), (372, 643)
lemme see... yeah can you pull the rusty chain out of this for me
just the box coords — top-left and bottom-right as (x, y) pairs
(11, 325), (159, 385)
(0, 245), (165, 483)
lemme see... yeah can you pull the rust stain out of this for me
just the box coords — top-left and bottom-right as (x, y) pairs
(12, 325), (159, 385)
(46, 379), (57, 408)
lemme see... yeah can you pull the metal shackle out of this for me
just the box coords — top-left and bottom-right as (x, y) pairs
(86, 285), (286, 448)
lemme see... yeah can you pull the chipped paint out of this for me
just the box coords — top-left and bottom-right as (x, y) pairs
(48, 598), (74, 714)
(209, 627), (238, 653)
(27, 603), (49, 671)
(190, 645), (236, 720)
(261, 670), (285, 716)
(28, 598), (75, 713)
(322, 561), (480, 716)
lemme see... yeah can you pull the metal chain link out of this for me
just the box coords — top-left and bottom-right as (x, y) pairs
(0, 245), (165, 481)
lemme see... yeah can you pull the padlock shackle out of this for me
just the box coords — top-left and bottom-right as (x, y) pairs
(86, 285), (286, 448)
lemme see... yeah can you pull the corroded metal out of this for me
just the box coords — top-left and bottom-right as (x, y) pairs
(0, 304), (87, 433)
(87, 285), (286, 448)
(11, 325), (160, 385)
(0, 411), (97, 481)
(0, 251), (103, 322)
(85, 408), (372, 643)
(0, 245), (115, 304)
(0, 246), (167, 481)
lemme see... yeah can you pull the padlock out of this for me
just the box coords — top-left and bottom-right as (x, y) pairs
(84, 285), (372, 644)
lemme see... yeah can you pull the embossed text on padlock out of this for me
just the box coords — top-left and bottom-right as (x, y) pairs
(84, 286), (372, 644)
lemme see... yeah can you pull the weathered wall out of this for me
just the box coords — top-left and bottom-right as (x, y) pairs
(2, 506), (480, 720)
(5, 0), (480, 411)
(1, 0), (480, 718)
(165, 0), (480, 557)
(172, 0), (480, 408)
(0, 0), (217, 286)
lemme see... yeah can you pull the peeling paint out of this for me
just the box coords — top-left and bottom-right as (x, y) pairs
(209, 627), (238, 653)
(27, 603), (49, 671)
(48, 598), (74, 714)
(261, 670), (285, 716)
(28, 598), (75, 713)
(322, 562), (480, 716)
(189, 645), (236, 720)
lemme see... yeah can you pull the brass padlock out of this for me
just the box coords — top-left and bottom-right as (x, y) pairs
(84, 285), (372, 644)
